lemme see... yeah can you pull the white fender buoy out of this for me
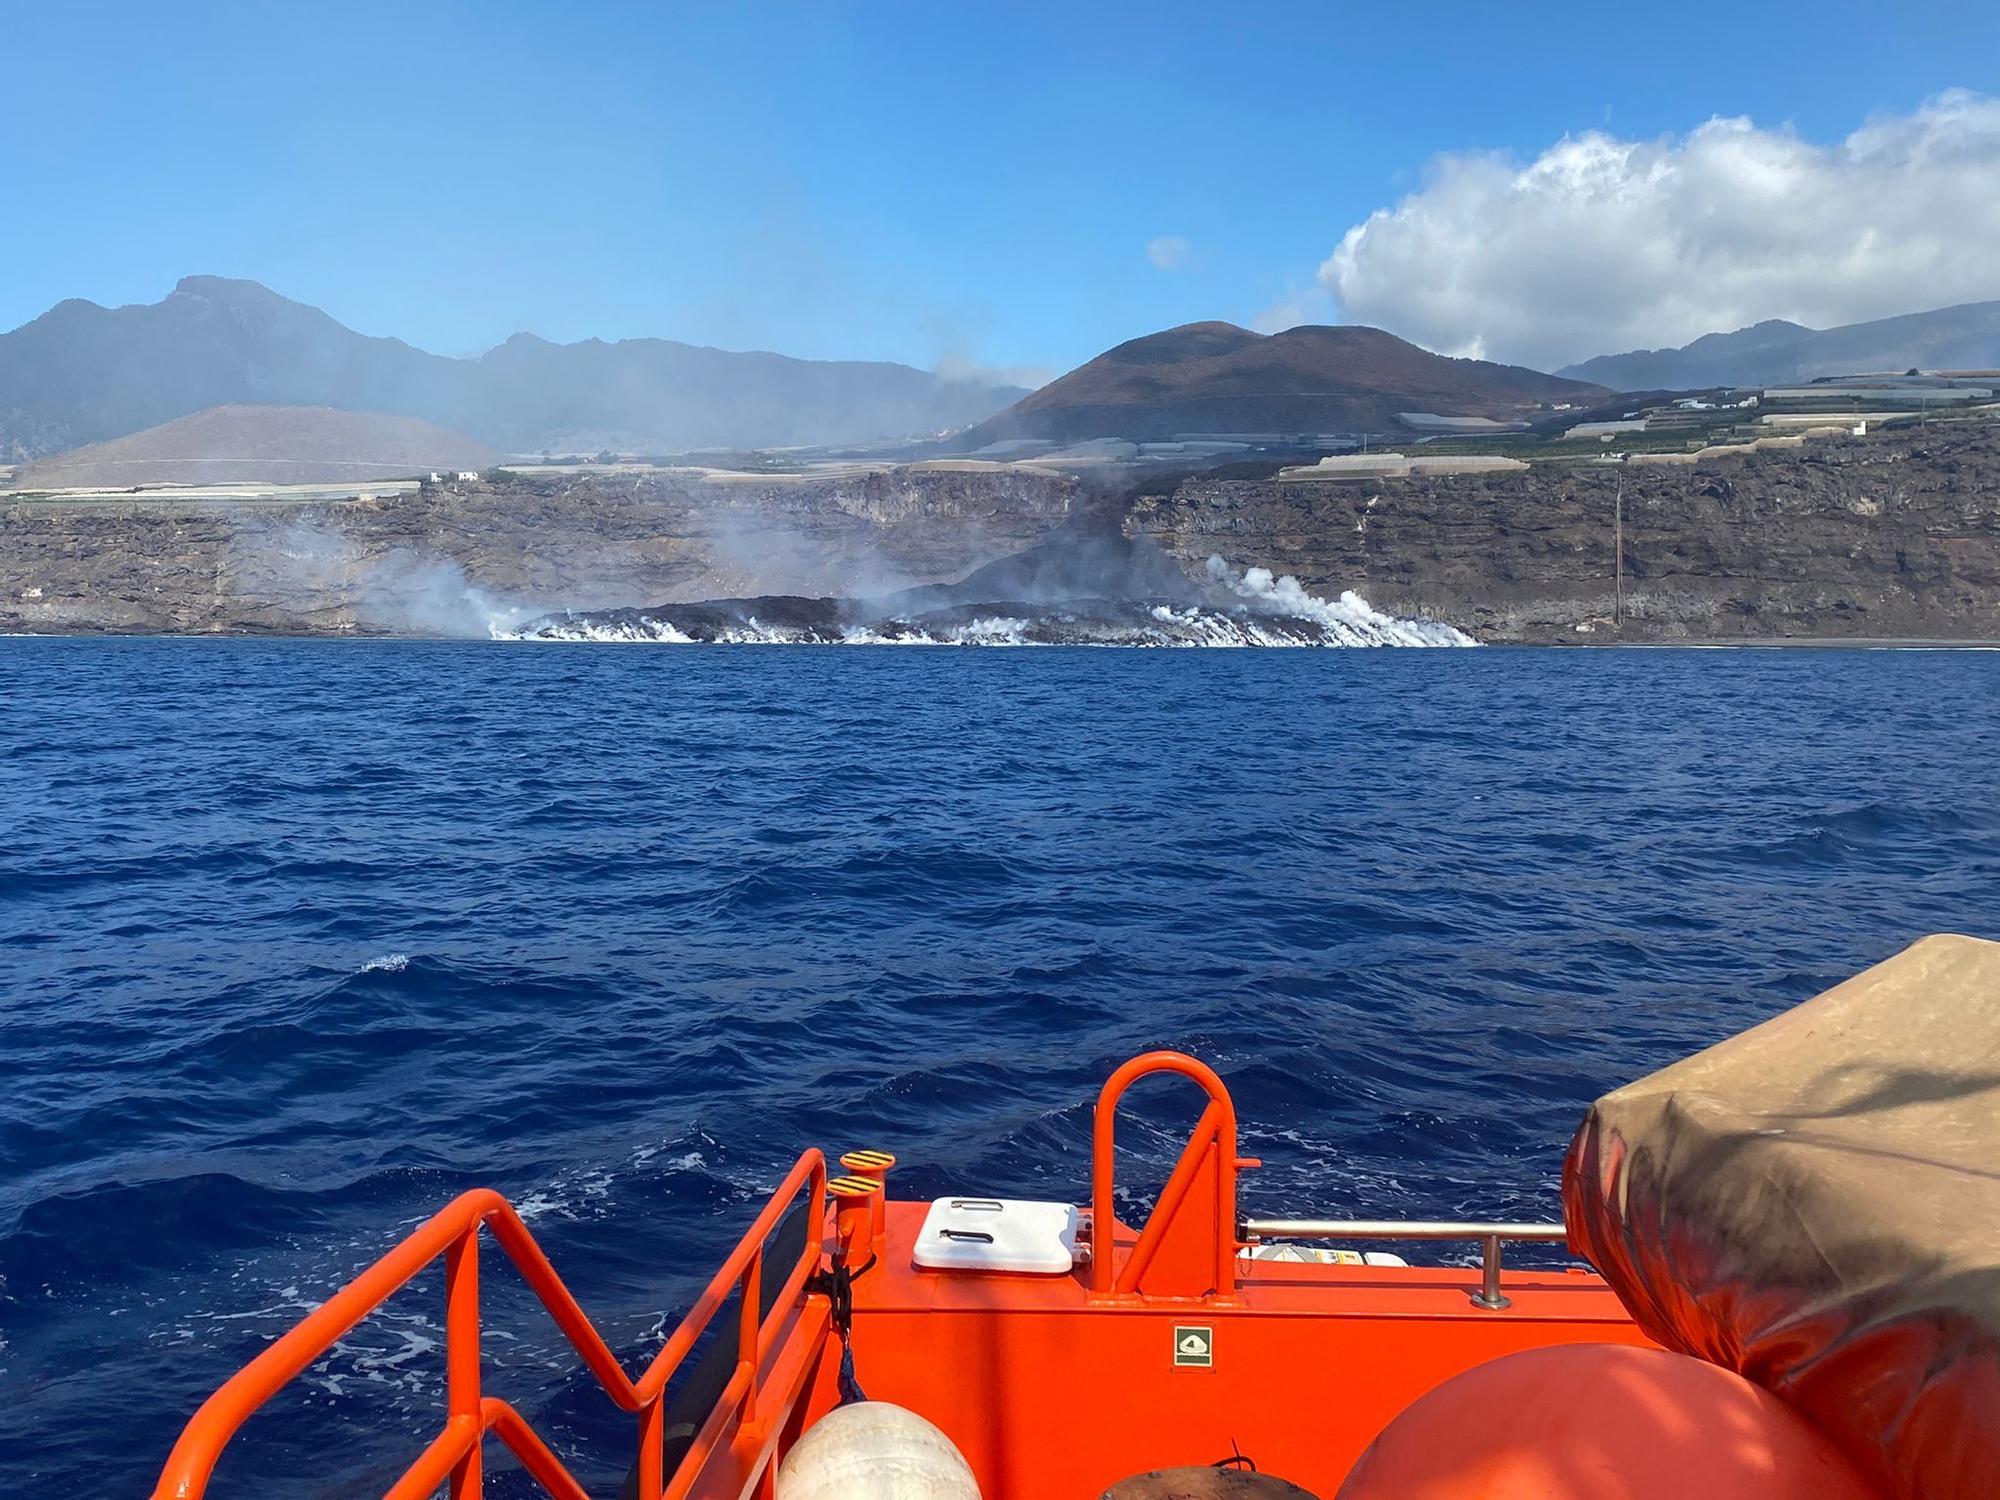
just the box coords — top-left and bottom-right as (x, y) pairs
(775, 1401), (981, 1500)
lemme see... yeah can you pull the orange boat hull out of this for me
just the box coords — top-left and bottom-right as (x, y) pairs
(150, 1053), (1653, 1500)
(790, 1201), (1650, 1498)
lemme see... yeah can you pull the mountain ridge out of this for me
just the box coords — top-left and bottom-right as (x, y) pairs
(0, 277), (1026, 460)
(954, 320), (1606, 446)
(1559, 301), (2000, 389)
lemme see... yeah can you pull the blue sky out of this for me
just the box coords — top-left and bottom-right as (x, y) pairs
(5, 1), (1997, 377)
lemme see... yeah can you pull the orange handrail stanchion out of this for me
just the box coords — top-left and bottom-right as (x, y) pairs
(1088, 1051), (1247, 1299)
(635, 1386), (666, 1500)
(151, 1151), (829, 1500)
(739, 1238), (763, 1431)
(445, 1225), (481, 1498)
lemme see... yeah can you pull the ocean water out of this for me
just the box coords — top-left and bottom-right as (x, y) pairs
(2, 638), (1997, 1495)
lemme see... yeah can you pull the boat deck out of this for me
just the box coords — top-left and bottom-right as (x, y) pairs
(837, 1201), (1648, 1497)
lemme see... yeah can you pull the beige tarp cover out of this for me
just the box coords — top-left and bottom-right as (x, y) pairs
(1563, 934), (2000, 1500)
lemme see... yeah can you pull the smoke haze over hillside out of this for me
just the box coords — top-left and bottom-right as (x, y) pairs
(0, 277), (1026, 462)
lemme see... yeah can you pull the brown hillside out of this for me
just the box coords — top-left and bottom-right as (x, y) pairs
(957, 322), (1608, 445)
(13, 405), (496, 489)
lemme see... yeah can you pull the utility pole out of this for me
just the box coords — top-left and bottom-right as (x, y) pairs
(1614, 476), (1624, 628)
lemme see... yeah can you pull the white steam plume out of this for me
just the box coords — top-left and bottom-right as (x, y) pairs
(234, 516), (536, 636)
(1203, 556), (1476, 647)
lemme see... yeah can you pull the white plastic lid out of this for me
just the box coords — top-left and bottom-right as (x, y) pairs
(912, 1197), (1080, 1274)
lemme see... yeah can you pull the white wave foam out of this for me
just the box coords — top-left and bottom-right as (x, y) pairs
(497, 614), (693, 643)
(500, 565), (1477, 648)
(514, 1164), (615, 1223)
(360, 952), (409, 973)
(838, 615), (1033, 646)
(502, 617), (1034, 647)
(1203, 557), (1477, 647)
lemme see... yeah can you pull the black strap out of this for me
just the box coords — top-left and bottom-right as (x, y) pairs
(807, 1255), (875, 1405)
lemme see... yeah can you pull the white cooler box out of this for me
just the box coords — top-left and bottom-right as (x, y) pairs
(911, 1197), (1080, 1274)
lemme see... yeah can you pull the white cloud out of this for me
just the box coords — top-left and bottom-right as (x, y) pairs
(1147, 235), (1192, 271)
(1319, 90), (2000, 370)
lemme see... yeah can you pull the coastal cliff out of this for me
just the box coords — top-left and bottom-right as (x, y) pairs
(0, 465), (1080, 636)
(4, 421), (1997, 641)
(1133, 422), (2000, 642)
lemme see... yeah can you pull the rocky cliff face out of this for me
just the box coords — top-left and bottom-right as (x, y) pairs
(1130, 422), (2000, 641)
(0, 465), (1079, 636)
(5, 423), (1998, 642)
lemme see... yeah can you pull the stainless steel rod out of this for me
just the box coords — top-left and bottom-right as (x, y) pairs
(1241, 1219), (1567, 1242)
(1473, 1233), (1510, 1309)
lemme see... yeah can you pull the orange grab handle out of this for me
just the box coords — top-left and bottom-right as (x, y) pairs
(1088, 1051), (1241, 1296)
(152, 1149), (828, 1500)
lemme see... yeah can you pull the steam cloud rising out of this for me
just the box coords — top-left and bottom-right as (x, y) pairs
(221, 515), (1476, 649)
(1318, 90), (2000, 370)
(505, 549), (1477, 649)
(234, 517), (535, 637)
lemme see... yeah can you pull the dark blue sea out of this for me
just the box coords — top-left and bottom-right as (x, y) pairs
(3, 639), (1997, 1496)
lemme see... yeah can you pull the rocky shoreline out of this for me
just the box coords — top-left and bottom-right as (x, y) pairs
(1135, 421), (2000, 643)
(3, 421), (1996, 644)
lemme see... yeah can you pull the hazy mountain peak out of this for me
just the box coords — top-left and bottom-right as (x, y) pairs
(0, 278), (1028, 460)
(1560, 301), (2000, 389)
(171, 273), (275, 298)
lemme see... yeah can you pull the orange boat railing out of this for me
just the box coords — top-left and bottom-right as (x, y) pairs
(1090, 1051), (1257, 1300)
(151, 1150), (830, 1500)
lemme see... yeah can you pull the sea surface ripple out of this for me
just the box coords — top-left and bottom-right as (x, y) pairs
(2, 638), (1997, 1494)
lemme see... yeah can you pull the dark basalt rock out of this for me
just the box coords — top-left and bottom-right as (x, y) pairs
(6, 422), (2000, 643)
(1130, 421), (2000, 642)
(507, 526), (1428, 646)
